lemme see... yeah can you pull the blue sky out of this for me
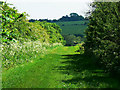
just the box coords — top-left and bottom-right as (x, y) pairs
(3, 0), (93, 19)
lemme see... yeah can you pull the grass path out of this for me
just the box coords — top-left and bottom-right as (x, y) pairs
(2, 46), (120, 88)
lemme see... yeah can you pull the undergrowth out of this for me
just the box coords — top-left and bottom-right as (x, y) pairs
(1, 41), (63, 70)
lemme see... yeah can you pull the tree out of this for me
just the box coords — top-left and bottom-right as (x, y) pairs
(70, 13), (79, 17)
(63, 34), (81, 46)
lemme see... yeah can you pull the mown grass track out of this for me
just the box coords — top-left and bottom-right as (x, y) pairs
(2, 46), (120, 88)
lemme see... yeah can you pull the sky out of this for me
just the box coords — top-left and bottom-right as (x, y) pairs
(2, 0), (93, 20)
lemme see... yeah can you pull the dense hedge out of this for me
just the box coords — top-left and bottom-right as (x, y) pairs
(84, 2), (120, 73)
(1, 2), (65, 69)
(1, 2), (65, 44)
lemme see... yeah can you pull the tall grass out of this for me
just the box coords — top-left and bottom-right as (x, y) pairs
(2, 40), (63, 69)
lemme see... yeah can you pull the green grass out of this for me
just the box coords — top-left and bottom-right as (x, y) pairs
(2, 46), (120, 88)
(55, 20), (89, 35)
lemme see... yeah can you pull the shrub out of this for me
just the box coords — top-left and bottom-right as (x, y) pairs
(84, 2), (120, 73)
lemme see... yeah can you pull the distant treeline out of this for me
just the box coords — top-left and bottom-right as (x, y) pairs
(29, 13), (89, 22)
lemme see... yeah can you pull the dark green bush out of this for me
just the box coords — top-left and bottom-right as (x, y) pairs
(85, 2), (120, 73)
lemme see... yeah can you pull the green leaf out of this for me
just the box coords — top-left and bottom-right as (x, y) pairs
(9, 14), (12, 18)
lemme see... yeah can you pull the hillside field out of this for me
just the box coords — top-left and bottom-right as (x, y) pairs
(55, 20), (89, 35)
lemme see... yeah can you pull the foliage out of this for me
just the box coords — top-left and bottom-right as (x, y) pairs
(63, 34), (81, 46)
(1, 2), (65, 69)
(1, 1), (64, 44)
(84, 2), (120, 73)
(1, 2), (23, 43)
(36, 21), (65, 44)
(58, 13), (84, 21)
(2, 41), (63, 69)
(59, 13), (85, 21)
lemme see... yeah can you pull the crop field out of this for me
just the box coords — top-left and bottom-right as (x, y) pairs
(55, 20), (89, 35)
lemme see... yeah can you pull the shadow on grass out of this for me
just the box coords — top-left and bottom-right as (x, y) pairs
(54, 53), (120, 88)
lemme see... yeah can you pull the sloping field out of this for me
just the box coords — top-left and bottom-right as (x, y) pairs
(55, 20), (89, 35)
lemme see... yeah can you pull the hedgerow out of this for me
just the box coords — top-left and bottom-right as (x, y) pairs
(1, 2), (65, 69)
(84, 2), (120, 73)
